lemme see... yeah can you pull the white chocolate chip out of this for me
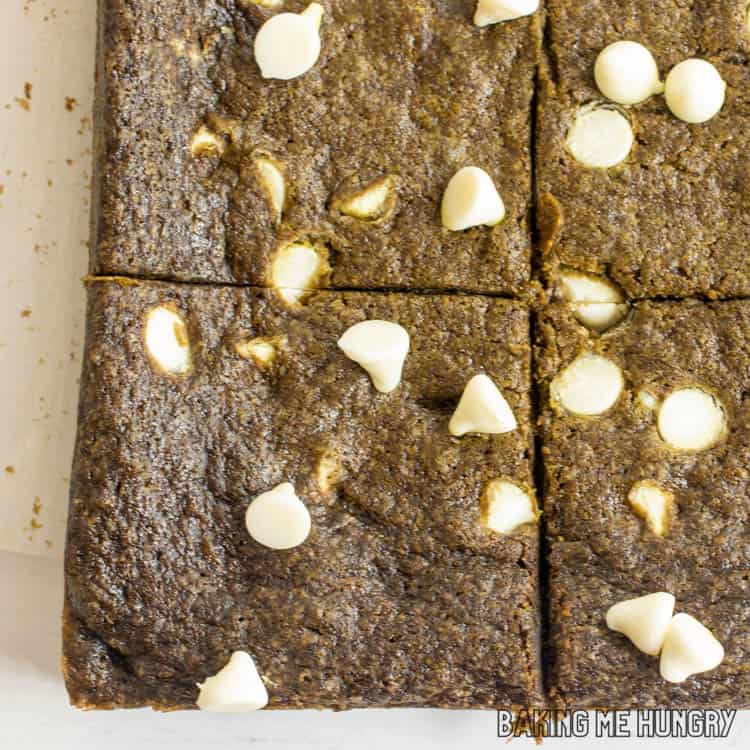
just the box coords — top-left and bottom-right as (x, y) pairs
(594, 41), (664, 105)
(144, 306), (192, 376)
(560, 270), (625, 304)
(665, 59), (726, 124)
(170, 38), (187, 56)
(449, 374), (518, 437)
(559, 270), (629, 332)
(566, 104), (634, 169)
(197, 652), (269, 712)
(187, 43), (204, 66)
(316, 453), (341, 494)
(235, 336), (286, 369)
(473, 0), (539, 27)
(242, 0), (283, 8)
(657, 388), (727, 452)
(190, 126), (225, 157)
(254, 3), (324, 80)
(606, 592), (675, 657)
(573, 303), (629, 332)
(338, 320), (410, 394)
(481, 480), (539, 534)
(245, 482), (312, 550)
(660, 613), (725, 683)
(255, 157), (286, 220)
(551, 353), (624, 416)
(638, 389), (659, 411)
(334, 176), (397, 221)
(628, 481), (674, 537)
(271, 242), (330, 305)
(441, 167), (506, 232)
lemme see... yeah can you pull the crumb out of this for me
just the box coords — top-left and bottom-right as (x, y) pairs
(65, 96), (78, 112)
(47, 179), (53, 187)
(33, 497), (42, 515)
(20, 308), (32, 318)
(65, 159), (74, 166)
(14, 97), (30, 112)
(0, 184), (4, 195)
(24, 82), (32, 100)
(30, 518), (43, 531)
(4, 466), (14, 475)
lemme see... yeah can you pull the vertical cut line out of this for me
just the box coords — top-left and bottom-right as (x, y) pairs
(529, 6), (553, 707)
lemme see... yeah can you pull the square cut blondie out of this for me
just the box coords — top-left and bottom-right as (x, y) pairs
(63, 279), (541, 710)
(536, 301), (750, 708)
(537, 0), (750, 298)
(91, 0), (538, 293)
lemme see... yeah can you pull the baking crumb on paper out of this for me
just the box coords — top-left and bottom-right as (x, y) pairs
(4, 466), (14, 475)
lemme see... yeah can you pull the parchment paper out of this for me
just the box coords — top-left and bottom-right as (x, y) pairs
(0, 0), (95, 557)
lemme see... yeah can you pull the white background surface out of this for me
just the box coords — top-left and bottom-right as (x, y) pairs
(1, 1), (749, 747)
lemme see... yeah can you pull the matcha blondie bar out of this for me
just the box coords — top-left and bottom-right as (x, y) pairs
(92, 0), (539, 293)
(537, 301), (750, 708)
(537, 0), (750, 298)
(64, 279), (542, 709)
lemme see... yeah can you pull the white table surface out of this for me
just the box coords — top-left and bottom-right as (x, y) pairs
(1, 2), (749, 747)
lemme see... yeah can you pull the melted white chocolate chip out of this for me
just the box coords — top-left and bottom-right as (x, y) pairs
(337, 320), (410, 394)
(316, 453), (341, 494)
(594, 41), (663, 105)
(244, 0), (283, 8)
(560, 271), (624, 305)
(449, 374), (517, 437)
(566, 104), (633, 168)
(660, 613), (724, 683)
(144, 305), (192, 376)
(606, 593), (675, 657)
(628, 480), (673, 537)
(197, 652), (269, 712)
(637, 389), (659, 411)
(551, 353), (624, 416)
(657, 388), (727, 452)
(190, 126), (225, 157)
(482, 480), (539, 534)
(559, 270), (629, 332)
(270, 242), (330, 306)
(335, 176), (397, 221)
(474, 0), (539, 27)
(245, 483), (312, 550)
(235, 336), (286, 369)
(255, 157), (286, 220)
(254, 4), (324, 80)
